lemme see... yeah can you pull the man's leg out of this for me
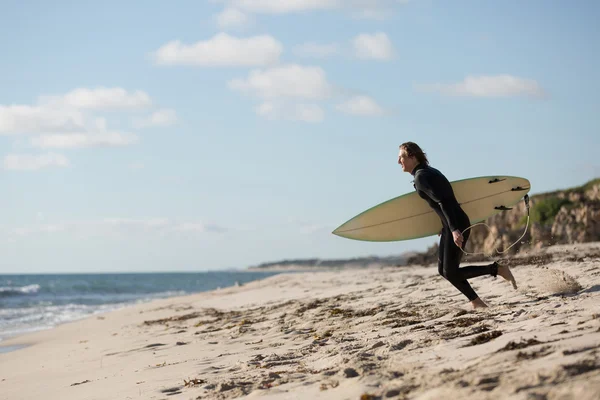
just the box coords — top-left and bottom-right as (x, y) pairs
(441, 232), (480, 302)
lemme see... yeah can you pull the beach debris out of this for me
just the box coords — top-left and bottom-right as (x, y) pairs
(453, 309), (469, 317)
(313, 330), (333, 340)
(70, 379), (91, 386)
(388, 370), (405, 379)
(476, 375), (500, 391)
(247, 354), (266, 366)
(183, 377), (205, 387)
(143, 312), (203, 325)
(497, 338), (544, 352)
(296, 299), (326, 314)
(343, 367), (359, 378)
(562, 344), (600, 355)
(516, 346), (553, 360)
(526, 393), (549, 400)
(370, 341), (385, 350)
(312, 338), (329, 346)
(319, 380), (339, 390)
(359, 393), (381, 400)
(390, 339), (412, 351)
(464, 330), (503, 347)
(218, 380), (252, 392)
(176, 341), (188, 346)
(445, 316), (485, 328)
(385, 385), (417, 397)
(561, 358), (600, 376)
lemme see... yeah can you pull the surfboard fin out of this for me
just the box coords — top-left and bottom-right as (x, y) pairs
(494, 205), (513, 211)
(488, 178), (506, 184)
(511, 186), (530, 191)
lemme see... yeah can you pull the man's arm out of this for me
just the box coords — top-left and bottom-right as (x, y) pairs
(415, 173), (460, 233)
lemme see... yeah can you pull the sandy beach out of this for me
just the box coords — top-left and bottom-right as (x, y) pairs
(1, 242), (599, 400)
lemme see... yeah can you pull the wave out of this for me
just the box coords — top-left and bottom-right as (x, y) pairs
(0, 284), (41, 297)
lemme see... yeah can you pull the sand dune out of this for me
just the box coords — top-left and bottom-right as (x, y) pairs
(1, 242), (599, 400)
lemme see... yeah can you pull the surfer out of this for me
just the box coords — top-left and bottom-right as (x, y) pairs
(398, 142), (517, 309)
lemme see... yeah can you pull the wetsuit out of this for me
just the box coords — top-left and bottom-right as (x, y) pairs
(411, 163), (497, 301)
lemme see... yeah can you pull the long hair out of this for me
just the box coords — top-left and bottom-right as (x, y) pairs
(400, 142), (429, 165)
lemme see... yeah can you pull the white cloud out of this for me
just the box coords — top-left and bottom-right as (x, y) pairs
(352, 32), (394, 60)
(3, 153), (69, 171)
(1, 87), (156, 137)
(256, 101), (324, 122)
(294, 104), (324, 122)
(293, 42), (339, 58)
(228, 64), (333, 99)
(225, 0), (407, 16)
(416, 75), (546, 98)
(8, 218), (226, 237)
(256, 102), (277, 119)
(228, 0), (338, 14)
(129, 162), (144, 170)
(0, 105), (85, 135)
(132, 109), (178, 129)
(218, 0), (408, 19)
(40, 87), (152, 110)
(336, 95), (385, 116)
(216, 7), (251, 29)
(152, 33), (282, 67)
(14, 224), (67, 236)
(30, 132), (138, 149)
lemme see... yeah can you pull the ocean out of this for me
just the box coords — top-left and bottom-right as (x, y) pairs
(0, 270), (281, 346)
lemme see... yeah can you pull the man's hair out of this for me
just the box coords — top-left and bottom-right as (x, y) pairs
(400, 142), (429, 165)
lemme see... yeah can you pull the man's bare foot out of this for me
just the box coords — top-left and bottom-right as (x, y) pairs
(471, 297), (488, 309)
(497, 264), (518, 290)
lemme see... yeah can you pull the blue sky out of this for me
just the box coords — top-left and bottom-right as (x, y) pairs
(1, 0), (598, 273)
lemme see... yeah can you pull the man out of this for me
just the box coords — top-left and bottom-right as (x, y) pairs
(398, 141), (517, 309)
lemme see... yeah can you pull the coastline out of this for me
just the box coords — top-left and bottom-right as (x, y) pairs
(1, 242), (599, 399)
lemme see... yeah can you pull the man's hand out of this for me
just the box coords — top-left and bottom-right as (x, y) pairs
(452, 229), (464, 248)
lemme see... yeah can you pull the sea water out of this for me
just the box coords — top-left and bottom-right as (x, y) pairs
(0, 271), (281, 344)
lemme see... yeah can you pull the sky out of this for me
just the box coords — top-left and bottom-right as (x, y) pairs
(0, 0), (598, 274)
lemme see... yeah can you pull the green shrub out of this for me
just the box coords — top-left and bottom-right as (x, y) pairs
(530, 197), (571, 226)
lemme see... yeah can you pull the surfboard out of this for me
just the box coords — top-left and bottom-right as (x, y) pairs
(332, 175), (530, 242)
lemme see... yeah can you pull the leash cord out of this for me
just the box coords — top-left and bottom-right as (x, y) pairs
(458, 195), (530, 257)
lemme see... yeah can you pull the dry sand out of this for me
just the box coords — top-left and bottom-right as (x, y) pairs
(1, 242), (599, 400)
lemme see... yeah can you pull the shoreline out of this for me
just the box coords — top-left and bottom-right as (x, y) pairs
(0, 344), (28, 354)
(1, 242), (599, 399)
(0, 270), (286, 350)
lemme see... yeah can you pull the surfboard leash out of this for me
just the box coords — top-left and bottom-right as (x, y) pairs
(459, 194), (530, 258)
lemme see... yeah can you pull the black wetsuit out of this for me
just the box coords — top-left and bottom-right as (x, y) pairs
(412, 163), (497, 301)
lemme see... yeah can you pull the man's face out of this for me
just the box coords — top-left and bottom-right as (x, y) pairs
(398, 149), (416, 173)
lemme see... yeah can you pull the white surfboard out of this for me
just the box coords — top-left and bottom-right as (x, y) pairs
(332, 175), (531, 242)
